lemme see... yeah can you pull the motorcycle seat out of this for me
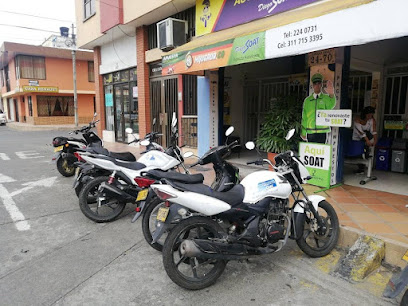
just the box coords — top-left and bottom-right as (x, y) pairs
(67, 137), (87, 144)
(145, 169), (204, 184)
(171, 182), (245, 207)
(89, 146), (136, 162)
(112, 159), (146, 170)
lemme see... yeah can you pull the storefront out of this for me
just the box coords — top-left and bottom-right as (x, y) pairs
(160, 0), (408, 189)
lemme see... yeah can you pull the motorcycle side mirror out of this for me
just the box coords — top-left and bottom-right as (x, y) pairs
(152, 118), (156, 126)
(140, 139), (150, 146)
(93, 112), (97, 118)
(125, 128), (133, 134)
(183, 151), (194, 158)
(285, 129), (295, 140)
(171, 112), (177, 128)
(225, 126), (234, 137)
(245, 141), (255, 150)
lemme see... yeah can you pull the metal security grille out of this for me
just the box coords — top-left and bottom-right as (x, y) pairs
(150, 80), (162, 143)
(147, 6), (196, 50)
(181, 75), (198, 147)
(243, 77), (305, 142)
(383, 74), (408, 138)
(164, 78), (178, 146)
(348, 73), (372, 113)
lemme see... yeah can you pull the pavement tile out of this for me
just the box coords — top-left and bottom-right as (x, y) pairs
(390, 204), (408, 214)
(358, 222), (397, 234)
(391, 223), (408, 235)
(328, 196), (360, 204)
(326, 190), (352, 197)
(349, 191), (378, 198)
(376, 212), (408, 223)
(356, 197), (387, 205)
(380, 197), (408, 206)
(367, 205), (400, 214)
(378, 234), (408, 244)
(348, 212), (383, 223)
(340, 221), (362, 230)
(337, 213), (352, 222)
(338, 204), (371, 212)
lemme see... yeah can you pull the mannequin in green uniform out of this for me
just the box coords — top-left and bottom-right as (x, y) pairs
(301, 73), (336, 144)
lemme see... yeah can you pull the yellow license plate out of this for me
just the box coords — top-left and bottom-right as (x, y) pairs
(156, 207), (170, 222)
(136, 189), (149, 201)
(54, 145), (63, 152)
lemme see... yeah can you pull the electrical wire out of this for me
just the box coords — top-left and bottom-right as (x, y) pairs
(117, 25), (135, 37)
(0, 10), (74, 23)
(0, 23), (60, 34)
(112, 27), (129, 67)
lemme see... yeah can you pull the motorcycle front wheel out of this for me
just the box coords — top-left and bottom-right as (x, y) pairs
(56, 157), (76, 177)
(141, 197), (167, 252)
(78, 176), (126, 223)
(162, 216), (227, 290)
(296, 200), (339, 258)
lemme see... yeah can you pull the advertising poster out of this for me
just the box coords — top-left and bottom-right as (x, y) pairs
(162, 32), (265, 75)
(196, 0), (319, 36)
(105, 93), (113, 107)
(299, 142), (331, 188)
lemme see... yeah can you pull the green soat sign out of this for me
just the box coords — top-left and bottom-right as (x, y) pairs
(299, 142), (331, 188)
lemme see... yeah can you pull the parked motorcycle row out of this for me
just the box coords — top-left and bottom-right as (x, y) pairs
(51, 113), (340, 290)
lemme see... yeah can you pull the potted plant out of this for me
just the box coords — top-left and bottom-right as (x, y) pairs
(256, 94), (302, 164)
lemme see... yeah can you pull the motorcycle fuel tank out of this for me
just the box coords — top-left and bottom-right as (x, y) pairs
(137, 150), (179, 170)
(241, 171), (292, 204)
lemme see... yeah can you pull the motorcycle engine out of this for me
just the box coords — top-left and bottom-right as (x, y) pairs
(259, 199), (287, 244)
(266, 223), (285, 243)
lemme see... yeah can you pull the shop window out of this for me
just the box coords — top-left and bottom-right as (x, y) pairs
(84, 0), (96, 20)
(28, 96), (33, 116)
(104, 85), (114, 131)
(37, 96), (74, 116)
(88, 61), (95, 82)
(15, 55), (46, 80)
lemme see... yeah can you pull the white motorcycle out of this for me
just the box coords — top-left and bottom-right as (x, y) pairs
(152, 129), (339, 290)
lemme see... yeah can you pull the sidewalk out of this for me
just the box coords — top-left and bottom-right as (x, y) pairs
(5, 121), (76, 131)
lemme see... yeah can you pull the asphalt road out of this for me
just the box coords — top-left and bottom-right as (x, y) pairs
(0, 126), (396, 305)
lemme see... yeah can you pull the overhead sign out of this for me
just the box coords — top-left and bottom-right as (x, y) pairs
(22, 86), (58, 93)
(162, 32), (265, 75)
(316, 109), (352, 127)
(299, 142), (331, 188)
(196, 0), (320, 36)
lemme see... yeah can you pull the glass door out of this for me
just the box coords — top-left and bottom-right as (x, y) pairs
(114, 85), (124, 142)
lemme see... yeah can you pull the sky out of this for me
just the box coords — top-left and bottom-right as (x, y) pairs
(0, 0), (76, 46)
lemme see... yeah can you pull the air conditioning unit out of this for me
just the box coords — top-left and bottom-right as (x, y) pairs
(157, 18), (187, 51)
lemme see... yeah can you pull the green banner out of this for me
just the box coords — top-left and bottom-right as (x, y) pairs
(228, 32), (265, 66)
(299, 142), (331, 188)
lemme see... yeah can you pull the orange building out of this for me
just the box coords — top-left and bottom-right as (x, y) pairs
(0, 42), (95, 125)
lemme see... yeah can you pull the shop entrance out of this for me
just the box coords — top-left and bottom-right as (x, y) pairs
(114, 81), (138, 142)
(150, 76), (178, 146)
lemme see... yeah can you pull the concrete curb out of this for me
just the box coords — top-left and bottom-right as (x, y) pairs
(5, 122), (76, 131)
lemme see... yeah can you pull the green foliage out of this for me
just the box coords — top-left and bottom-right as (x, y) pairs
(256, 95), (302, 153)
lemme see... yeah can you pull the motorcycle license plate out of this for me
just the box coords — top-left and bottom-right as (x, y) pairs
(54, 145), (63, 152)
(136, 189), (148, 201)
(156, 207), (169, 222)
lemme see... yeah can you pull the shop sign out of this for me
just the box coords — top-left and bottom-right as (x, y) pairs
(384, 120), (405, 130)
(105, 93), (113, 107)
(196, 0), (319, 36)
(316, 109), (352, 127)
(28, 80), (39, 86)
(308, 49), (335, 66)
(149, 62), (163, 77)
(162, 32), (265, 75)
(22, 86), (58, 93)
(299, 142), (331, 188)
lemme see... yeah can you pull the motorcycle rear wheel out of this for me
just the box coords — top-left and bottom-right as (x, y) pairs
(296, 200), (339, 258)
(141, 197), (167, 252)
(78, 176), (126, 223)
(162, 216), (227, 290)
(56, 157), (76, 177)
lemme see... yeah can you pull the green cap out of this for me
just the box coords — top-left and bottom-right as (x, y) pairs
(311, 73), (323, 83)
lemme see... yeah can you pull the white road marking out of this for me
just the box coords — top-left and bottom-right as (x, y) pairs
(0, 173), (16, 183)
(9, 177), (58, 197)
(15, 151), (44, 159)
(0, 184), (30, 231)
(0, 153), (10, 160)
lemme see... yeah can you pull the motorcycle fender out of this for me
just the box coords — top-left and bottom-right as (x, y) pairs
(151, 204), (183, 244)
(131, 189), (155, 223)
(293, 195), (324, 213)
(293, 212), (306, 240)
(61, 152), (77, 163)
(53, 151), (62, 161)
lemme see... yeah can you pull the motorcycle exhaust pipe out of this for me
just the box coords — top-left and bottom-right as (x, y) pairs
(179, 239), (277, 261)
(99, 182), (137, 202)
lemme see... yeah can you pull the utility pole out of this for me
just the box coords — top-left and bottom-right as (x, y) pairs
(71, 23), (78, 127)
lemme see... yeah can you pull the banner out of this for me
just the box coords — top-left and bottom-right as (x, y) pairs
(162, 32), (265, 75)
(22, 86), (58, 93)
(196, 0), (319, 36)
(299, 142), (331, 188)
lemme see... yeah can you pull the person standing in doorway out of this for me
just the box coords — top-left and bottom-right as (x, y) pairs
(301, 73), (336, 144)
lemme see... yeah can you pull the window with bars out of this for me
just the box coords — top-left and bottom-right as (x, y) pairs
(147, 6), (196, 50)
(37, 96), (74, 117)
(15, 55), (46, 80)
(348, 73), (372, 113)
(84, 0), (96, 20)
(88, 61), (95, 82)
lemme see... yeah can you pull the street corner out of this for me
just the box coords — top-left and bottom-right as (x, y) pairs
(335, 235), (385, 282)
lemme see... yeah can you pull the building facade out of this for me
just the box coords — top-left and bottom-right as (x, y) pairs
(0, 42), (95, 125)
